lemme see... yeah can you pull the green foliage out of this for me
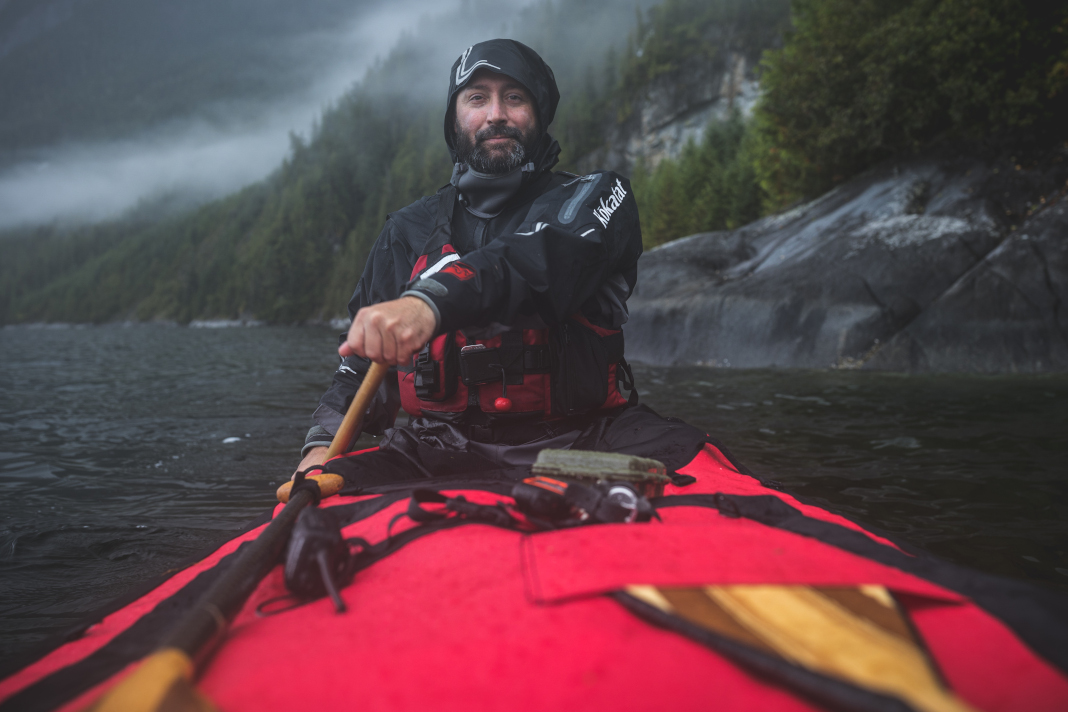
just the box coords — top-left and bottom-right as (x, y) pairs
(754, 0), (1068, 207)
(552, 64), (612, 172)
(631, 111), (764, 248)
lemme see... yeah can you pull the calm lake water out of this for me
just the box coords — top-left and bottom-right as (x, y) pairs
(1, 324), (1066, 669)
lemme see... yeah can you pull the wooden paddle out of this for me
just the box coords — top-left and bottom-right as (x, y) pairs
(625, 584), (979, 712)
(83, 362), (389, 712)
(276, 360), (390, 503)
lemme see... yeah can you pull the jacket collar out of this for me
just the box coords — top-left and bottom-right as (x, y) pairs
(449, 134), (561, 218)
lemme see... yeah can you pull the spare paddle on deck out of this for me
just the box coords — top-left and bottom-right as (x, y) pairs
(623, 584), (979, 712)
(84, 361), (389, 712)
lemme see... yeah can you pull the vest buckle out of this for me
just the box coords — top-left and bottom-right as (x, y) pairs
(413, 347), (439, 398)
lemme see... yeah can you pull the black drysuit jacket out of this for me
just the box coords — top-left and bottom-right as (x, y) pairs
(305, 154), (643, 454)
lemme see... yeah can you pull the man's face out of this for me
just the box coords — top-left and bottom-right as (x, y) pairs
(453, 68), (539, 174)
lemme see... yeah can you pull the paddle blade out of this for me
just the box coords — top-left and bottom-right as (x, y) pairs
(83, 648), (219, 712)
(625, 584), (978, 712)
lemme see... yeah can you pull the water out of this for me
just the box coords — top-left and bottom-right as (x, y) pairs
(1, 325), (1066, 670)
(639, 368), (1068, 589)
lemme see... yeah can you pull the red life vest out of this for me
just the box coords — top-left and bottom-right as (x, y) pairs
(398, 242), (631, 418)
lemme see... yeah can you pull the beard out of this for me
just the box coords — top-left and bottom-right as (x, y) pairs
(454, 121), (540, 175)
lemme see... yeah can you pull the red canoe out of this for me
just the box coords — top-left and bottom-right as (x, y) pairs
(2, 441), (1066, 712)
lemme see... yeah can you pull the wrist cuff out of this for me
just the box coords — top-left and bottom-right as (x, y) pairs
(301, 440), (333, 458)
(302, 424), (334, 457)
(400, 290), (441, 331)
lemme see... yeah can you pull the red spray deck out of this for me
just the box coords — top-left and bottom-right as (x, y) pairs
(2, 442), (1067, 712)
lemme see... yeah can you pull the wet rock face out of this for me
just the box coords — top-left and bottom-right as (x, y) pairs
(624, 152), (1068, 372)
(869, 198), (1068, 372)
(578, 50), (765, 175)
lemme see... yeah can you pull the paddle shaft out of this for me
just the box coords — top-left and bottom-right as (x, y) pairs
(327, 361), (389, 458)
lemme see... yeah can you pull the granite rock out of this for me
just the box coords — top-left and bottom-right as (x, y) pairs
(868, 197), (1068, 372)
(623, 152), (1068, 372)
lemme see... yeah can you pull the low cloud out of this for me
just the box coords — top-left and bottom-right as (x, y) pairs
(0, 0), (457, 230)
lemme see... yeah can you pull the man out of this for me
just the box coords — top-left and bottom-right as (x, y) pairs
(298, 40), (693, 488)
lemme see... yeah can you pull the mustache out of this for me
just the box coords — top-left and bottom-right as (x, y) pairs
(475, 125), (524, 143)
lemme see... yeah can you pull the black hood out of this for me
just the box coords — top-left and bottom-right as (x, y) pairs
(444, 39), (561, 164)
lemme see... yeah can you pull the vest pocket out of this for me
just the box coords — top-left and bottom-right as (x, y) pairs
(551, 320), (610, 415)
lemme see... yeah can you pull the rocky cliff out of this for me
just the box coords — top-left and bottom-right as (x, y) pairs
(577, 22), (775, 176)
(623, 150), (1068, 372)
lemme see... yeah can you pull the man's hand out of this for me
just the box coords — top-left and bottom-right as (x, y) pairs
(341, 296), (436, 365)
(292, 446), (329, 481)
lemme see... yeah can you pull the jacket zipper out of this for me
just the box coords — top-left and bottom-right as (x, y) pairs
(563, 322), (575, 414)
(475, 220), (487, 248)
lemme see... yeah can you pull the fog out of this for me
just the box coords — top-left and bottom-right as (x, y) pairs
(0, 0), (460, 229)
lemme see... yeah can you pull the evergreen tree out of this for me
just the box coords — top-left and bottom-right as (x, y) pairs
(754, 0), (1068, 207)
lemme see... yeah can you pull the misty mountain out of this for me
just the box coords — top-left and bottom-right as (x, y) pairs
(5, 0), (1058, 369)
(0, 0), (658, 228)
(0, 0), (459, 226)
(0, 0), (656, 323)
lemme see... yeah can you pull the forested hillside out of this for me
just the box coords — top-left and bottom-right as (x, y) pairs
(631, 0), (1068, 241)
(1, 0), (1065, 325)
